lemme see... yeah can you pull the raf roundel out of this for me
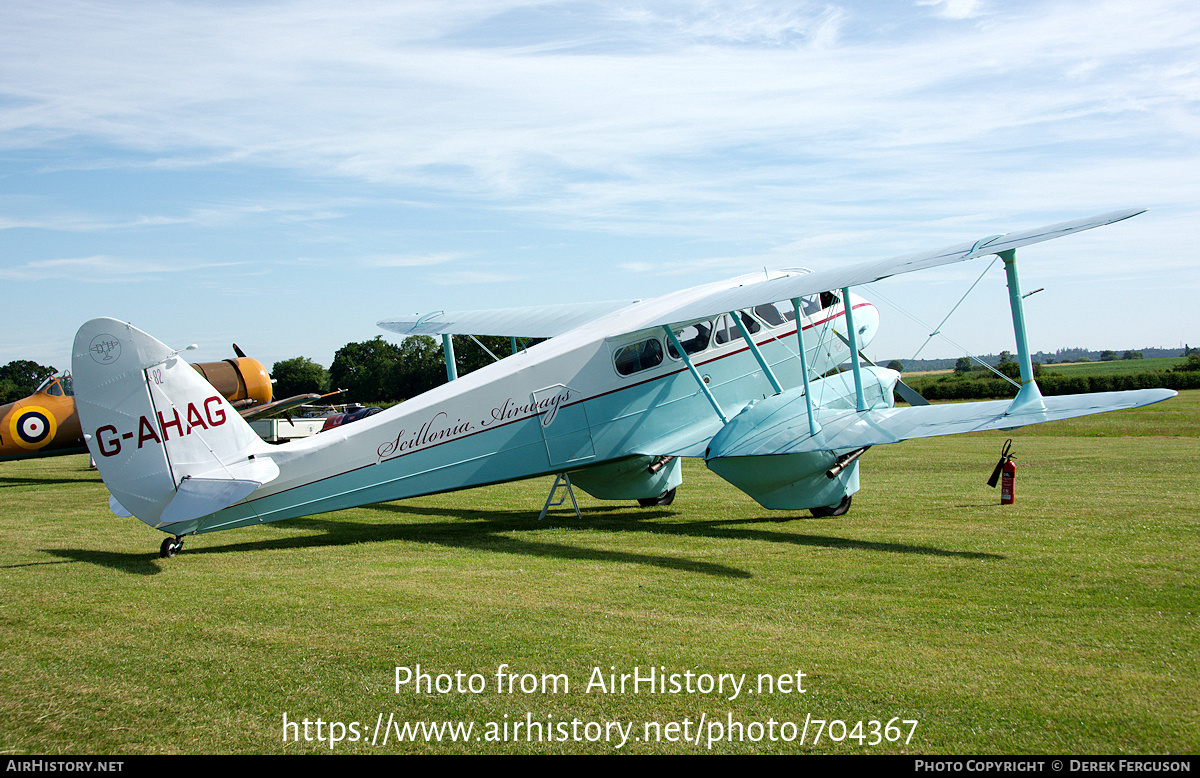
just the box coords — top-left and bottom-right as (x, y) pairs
(11, 406), (57, 449)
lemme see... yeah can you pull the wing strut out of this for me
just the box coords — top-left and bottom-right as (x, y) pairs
(442, 335), (458, 381)
(842, 287), (867, 412)
(828, 329), (930, 406)
(732, 312), (783, 394)
(663, 326), (728, 424)
(790, 298), (822, 437)
(1000, 250), (1046, 415)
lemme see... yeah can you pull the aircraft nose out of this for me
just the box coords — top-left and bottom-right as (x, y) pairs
(855, 301), (880, 349)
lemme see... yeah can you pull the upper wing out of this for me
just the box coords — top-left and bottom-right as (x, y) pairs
(378, 300), (636, 338)
(377, 209), (1143, 341)
(641, 208), (1144, 329)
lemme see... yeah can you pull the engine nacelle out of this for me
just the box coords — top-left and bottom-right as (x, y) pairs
(191, 357), (272, 408)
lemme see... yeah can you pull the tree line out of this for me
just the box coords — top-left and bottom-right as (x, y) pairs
(2, 335), (518, 407)
(903, 351), (1200, 402)
(0, 360), (58, 404)
(273, 335), (530, 405)
(7, 338), (1196, 408)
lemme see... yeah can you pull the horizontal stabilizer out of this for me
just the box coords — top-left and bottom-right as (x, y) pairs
(159, 458), (279, 526)
(712, 389), (1176, 458)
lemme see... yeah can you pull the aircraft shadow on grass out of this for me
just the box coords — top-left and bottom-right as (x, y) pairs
(0, 473), (101, 488)
(36, 499), (1001, 577)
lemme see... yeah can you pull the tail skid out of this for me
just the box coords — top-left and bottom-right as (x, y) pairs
(73, 318), (278, 534)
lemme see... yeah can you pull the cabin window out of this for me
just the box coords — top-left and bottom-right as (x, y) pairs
(753, 304), (787, 327)
(667, 322), (712, 359)
(799, 295), (822, 317)
(714, 312), (761, 345)
(613, 338), (664, 376)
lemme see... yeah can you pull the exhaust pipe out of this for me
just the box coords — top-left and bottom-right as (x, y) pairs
(647, 455), (676, 475)
(826, 447), (869, 479)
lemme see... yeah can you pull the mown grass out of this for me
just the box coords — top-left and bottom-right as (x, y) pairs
(906, 357), (1186, 380)
(1, 392), (1196, 754)
(1042, 357), (1185, 377)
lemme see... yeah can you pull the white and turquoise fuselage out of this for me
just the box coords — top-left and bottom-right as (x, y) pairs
(74, 274), (879, 538)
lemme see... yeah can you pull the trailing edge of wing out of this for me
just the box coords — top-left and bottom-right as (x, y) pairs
(645, 208), (1144, 329)
(379, 300), (636, 339)
(709, 388), (1175, 459)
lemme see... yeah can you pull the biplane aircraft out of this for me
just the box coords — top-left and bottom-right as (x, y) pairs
(71, 209), (1175, 558)
(1, 350), (323, 462)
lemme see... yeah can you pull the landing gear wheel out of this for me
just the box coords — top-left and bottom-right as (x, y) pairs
(810, 495), (852, 518)
(159, 536), (184, 558)
(637, 487), (677, 507)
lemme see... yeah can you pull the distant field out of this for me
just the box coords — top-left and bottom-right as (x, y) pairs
(1041, 357), (1185, 376)
(904, 357), (1185, 379)
(902, 368), (952, 378)
(1, 391), (1196, 754)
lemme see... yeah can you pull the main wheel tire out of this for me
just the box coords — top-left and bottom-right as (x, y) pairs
(637, 487), (677, 507)
(809, 495), (852, 518)
(160, 537), (178, 558)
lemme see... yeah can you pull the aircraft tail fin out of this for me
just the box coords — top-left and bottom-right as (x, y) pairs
(72, 318), (278, 533)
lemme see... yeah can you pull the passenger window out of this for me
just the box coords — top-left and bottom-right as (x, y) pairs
(714, 313), (760, 344)
(714, 314), (736, 345)
(667, 322), (712, 359)
(753, 304), (786, 327)
(613, 338), (664, 376)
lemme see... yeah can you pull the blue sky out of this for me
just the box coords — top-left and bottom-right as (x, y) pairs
(2, 0), (1197, 372)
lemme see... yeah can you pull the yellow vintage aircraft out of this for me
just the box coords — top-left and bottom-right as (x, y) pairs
(0, 348), (315, 462)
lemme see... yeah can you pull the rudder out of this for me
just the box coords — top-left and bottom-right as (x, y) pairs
(72, 318), (277, 533)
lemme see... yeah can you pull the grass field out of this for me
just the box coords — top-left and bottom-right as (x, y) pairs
(1, 392), (1197, 754)
(1041, 357), (1186, 377)
(905, 357), (1186, 380)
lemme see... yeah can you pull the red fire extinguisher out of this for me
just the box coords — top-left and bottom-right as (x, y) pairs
(987, 439), (1016, 504)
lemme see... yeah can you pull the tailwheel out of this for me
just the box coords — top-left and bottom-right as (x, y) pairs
(159, 536), (184, 558)
(810, 495), (852, 518)
(637, 487), (677, 507)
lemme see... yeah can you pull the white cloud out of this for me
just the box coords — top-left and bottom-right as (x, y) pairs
(363, 251), (468, 267)
(916, 0), (987, 20)
(1, 1), (1197, 363)
(0, 255), (243, 282)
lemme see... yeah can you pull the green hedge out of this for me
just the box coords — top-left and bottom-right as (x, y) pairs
(902, 370), (1200, 402)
